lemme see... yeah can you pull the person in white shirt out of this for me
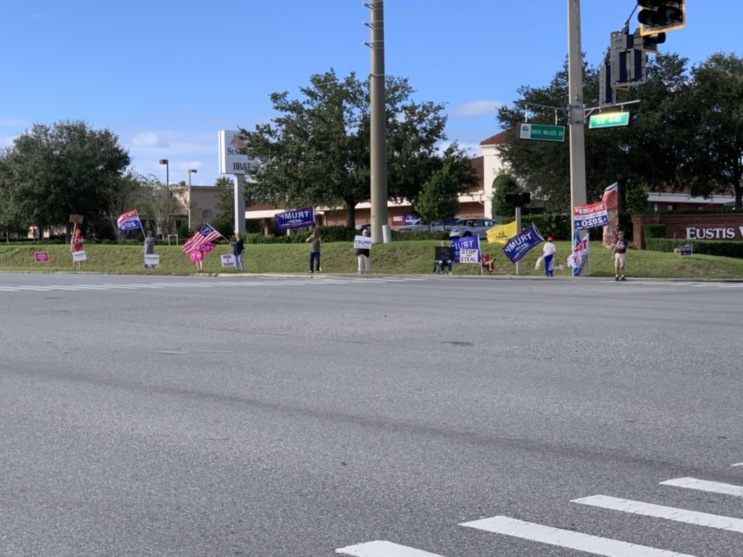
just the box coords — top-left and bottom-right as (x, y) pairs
(542, 236), (556, 277)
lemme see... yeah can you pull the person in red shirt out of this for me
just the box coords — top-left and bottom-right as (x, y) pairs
(70, 228), (85, 269)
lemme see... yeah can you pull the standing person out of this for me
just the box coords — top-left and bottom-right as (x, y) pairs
(542, 236), (556, 278)
(613, 231), (628, 281)
(189, 249), (204, 272)
(306, 227), (322, 274)
(70, 228), (85, 269)
(231, 231), (245, 272)
(356, 228), (371, 274)
(143, 230), (156, 269)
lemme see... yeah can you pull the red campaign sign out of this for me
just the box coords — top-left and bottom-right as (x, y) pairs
(34, 252), (49, 263)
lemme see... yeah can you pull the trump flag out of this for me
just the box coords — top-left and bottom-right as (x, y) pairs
(117, 209), (142, 234)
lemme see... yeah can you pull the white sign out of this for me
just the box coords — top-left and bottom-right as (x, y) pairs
(459, 249), (480, 264)
(353, 236), (373, 250)
(220, 254), (236, 268)
(144, 254), (160, 267)
(72, 250), (87, 262)
(218, 130), (254, 175)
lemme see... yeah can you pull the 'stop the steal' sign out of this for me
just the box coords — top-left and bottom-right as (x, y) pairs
(452, 236), (480, 263)
(573, 201), (609, 231)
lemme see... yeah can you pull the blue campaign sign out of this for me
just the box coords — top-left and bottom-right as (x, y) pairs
(274, 207), (315, 230)
(502, 225), (544, 263)
(452, 236), (481, 263)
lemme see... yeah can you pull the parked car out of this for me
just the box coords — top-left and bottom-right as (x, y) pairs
(398, 218), (461, 233)
(449, 218), (498, 240)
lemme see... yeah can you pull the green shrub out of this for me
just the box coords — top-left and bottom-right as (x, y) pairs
(646, 238), (743, 259)
(645, 224), (666, 239)
(525, 213), (571, 240)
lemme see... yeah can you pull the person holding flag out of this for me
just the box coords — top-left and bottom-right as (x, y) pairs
(182, 224), (223, 272)
(117, 209), (143, 236)
(542, 236), (556, 277)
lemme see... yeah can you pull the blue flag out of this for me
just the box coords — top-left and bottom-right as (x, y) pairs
(502, 224), (544, 263)
(274, 207), (315, 230)
(452, 236), (481, 263)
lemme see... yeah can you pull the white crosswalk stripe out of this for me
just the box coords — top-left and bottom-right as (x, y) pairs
(460, 516), (697, 557)
(336, 540), (445, 556)
(335, 473), (743, 556)
(660, 477), (743, 498)
(573, 494), (743, 533)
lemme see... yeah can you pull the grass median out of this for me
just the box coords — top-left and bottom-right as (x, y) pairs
(1, 240), (742, 279)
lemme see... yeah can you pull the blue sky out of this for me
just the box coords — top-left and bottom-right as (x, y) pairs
(1, 1), (739, 187)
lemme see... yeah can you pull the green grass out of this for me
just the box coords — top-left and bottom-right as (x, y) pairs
(1, 240), (742, 278)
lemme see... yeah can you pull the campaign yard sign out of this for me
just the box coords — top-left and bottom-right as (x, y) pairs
(144, 254), (160, 267)
(452, 236), (480, 263)
(220, 254), (236, 268)
(274, 207), (315, 231)
(72, 250), (87, 263)
(34, 252), (49, 263)
(353, 235), (373, 250)
(573, 201), (609, 231)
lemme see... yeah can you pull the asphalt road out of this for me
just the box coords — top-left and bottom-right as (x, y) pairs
(1, 272), (742, 557)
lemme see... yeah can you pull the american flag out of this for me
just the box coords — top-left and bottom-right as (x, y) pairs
(182, 224), (222, 253)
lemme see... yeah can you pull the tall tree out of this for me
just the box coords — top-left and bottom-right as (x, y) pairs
(680, 53), (743, 208)
(2, 121), (130, 232)
(491, 172), (522, 217)
(496, 54), (691, 209)
(413, 161), (461, 225)
(241, 70), (455, 227)
(135, 176), (182, 239)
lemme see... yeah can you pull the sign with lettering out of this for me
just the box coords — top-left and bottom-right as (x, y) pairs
(573, 201), (609, 230)
(218, 130), (255, 175)
(353, 236), (373, 250)
(452, 236), (481, 263)
(34, 252), (49, 263)
(220, 254), (236, 268)
(519, 123), (565, 142)
(274, 207), (315, 230)
(72, 250), (87, 263)
(144, 254), (160, 267)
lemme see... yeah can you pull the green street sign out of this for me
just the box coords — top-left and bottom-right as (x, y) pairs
(518, 123), (565, 142)
(589, 112), (631, 129)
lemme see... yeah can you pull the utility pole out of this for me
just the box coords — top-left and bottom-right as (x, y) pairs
(367, 1), (388, 243)
(568, 0), (589, 275)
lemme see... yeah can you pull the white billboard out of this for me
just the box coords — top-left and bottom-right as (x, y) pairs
(218, 130), (253, 175)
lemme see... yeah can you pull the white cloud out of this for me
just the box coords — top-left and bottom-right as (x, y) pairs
(437, 140), (483, 158)
(449, 100), (504, 118)
(132, 132), (170, 149)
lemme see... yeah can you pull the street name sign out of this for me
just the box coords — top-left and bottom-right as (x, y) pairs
(589, 112), (631, 129)
(518, 123), (565, 142)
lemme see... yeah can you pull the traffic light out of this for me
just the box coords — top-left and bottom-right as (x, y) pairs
(610, 31), (647, 88)
(505, 192), (530, 206)
(638, 1), (685, 35)
(640, 31), (666, 54)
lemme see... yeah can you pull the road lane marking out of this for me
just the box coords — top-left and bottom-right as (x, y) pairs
(573, 495), (743, 533)
(336, 540), (445, 556)
(660, 477), (743, 498)
(460, 516), (696, 557)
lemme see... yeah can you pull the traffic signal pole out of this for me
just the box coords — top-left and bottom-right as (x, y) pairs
(368, 1), (388, 243)
(568, 0), (589, 275)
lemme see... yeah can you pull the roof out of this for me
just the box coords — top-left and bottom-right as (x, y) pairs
(480, 130), (509, 146)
